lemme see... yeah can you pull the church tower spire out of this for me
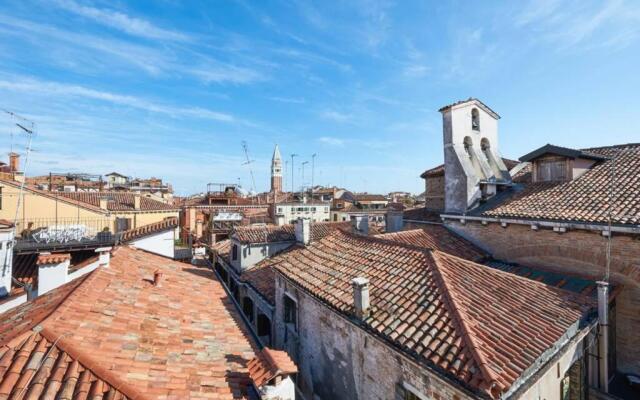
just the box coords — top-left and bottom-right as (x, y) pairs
(271, 144), (283, 193)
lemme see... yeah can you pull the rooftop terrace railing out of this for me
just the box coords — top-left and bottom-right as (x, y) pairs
(13, 217), (115, 253)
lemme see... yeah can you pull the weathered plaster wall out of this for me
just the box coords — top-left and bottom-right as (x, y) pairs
(273, 274), (475, 400)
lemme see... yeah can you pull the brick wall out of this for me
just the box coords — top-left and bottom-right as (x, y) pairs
(424, 175), (445, 211)
(273, 274), (477, 400)
(444, 220), (640, 376)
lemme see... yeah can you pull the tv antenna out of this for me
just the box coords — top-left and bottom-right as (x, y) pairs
(241, 141), (258, 204)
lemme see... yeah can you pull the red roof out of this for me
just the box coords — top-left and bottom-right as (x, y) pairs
(120, 217), (178, 242)
(36, 253), (71, 265)
(0, 246), (260, 399)
(56, 192), (178, 212)
(232, 221), (351, 244)
(482, 144), (640, 225)
(271, 230), (594, 398)
(376, 227), (486, 262)
(247, 348), (297, 387)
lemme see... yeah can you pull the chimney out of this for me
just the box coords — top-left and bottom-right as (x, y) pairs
(153, 270), (163, 287)
(248, 348), (298, 400)
(0, 224), (15, 297)
(295, 218), (311, 245)
(37, 252), (71, 296)
(8, 152), (19, 172)
(351, 214), (369, 235)
(99, 197), (108, 211)
(385, 210), (404, 233)
(352, 277), (370, 319)
(597, 281), (610, 393)
(134, 194), (141, 210)
(95, 246), (112, 268)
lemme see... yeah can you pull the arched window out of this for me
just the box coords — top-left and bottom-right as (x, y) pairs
(463, 136), (474, 159)
(471, 108), (480, 131)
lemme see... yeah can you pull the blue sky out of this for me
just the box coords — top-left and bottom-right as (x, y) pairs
(0, 0), (639, 195)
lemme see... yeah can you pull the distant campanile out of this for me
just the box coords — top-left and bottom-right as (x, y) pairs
(271, 144), (283, 193)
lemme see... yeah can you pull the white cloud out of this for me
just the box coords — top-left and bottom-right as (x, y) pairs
(318, 136), (345, 146)
(0, 77), (235, 122)
(268, 96), (306, 104)
(403, 64), (429, 78)
(53, 0), (189, 41)
(321, 110), (351, 122)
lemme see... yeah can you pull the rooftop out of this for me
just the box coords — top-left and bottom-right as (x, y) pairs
(232, 221), (351, 244)
(375, 227), (486, 262)
(0, 246), (261, 399)
(481, 144), (640, 225)
(270, 230), (594, 398)
(57, 192), (178, 212)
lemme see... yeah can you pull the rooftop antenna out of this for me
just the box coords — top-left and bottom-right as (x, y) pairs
(301, 161), (309, 192)
(241, 141), (258, 204)
(290, 153), (298, 197)
(604, 151), (617, 282)
(311, 153), (317, 193)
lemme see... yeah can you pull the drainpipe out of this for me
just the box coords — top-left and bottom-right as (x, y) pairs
(597, 280), (609, 393)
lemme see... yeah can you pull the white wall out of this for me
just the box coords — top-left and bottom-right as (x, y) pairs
(275, 204), (330, 225)
(129, 229), (175, 259)
(0, 227), (15, 297)
(230, 240), (293, 272)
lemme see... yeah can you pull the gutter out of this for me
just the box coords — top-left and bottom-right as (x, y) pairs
(439, 214), (640, 235)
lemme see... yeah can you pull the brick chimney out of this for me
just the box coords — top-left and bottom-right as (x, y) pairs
(295, 218), (310, 245)
(134, 194), (141, 210)
(352, 277), (370, 319)
(8, 152), (19, 173)
(351, 214), (369, 236)
(37, 253), (71, 296)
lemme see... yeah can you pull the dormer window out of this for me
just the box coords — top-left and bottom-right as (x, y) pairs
(471, 108), (480, 131)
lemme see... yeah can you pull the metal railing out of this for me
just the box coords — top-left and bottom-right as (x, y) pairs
(14, 217), (115, 252)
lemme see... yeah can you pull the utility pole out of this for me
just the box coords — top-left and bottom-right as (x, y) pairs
(311, 153), (317, 194)
(301, 161), (309, 193)
(290, 154), (298, 197)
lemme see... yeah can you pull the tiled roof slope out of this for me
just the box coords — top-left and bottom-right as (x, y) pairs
(1, 246), (259, 399)
(272, 230), (594, 399)
(120, 217), (178, 242)
(233, 221), (351, 244)
(247, 348), (297, 387)
(211, 239), (231, 259)
(0, 329), (129, 399)
(241, 265), (277, 305)
(56, 192), (178, 212)
(482, 145), (640, 225)
(376, 227), (486, 262)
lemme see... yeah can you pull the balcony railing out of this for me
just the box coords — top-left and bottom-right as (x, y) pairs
(13, 217), (115, 253)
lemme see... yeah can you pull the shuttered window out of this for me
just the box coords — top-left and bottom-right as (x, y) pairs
(536, 159), (567, 182)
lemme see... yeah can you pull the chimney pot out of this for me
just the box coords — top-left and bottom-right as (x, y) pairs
(99, 197), (109, 211)
(352, 276), (370, 319)
(8, 152), (19, 173)
(352, 214), (369, 236)
(596, 281), (610, 392)
(134, 194), (141, 210)
(153, 270), (163, 287)
(95, 247), (112, 267)
(385, 210), (403, 233)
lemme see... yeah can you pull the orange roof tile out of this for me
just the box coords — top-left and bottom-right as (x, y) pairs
(247, 348), (297, 387)
(36, 253), (71, 265)
(270, 230), (594, 398)
(1, 246), (261, 399)
(232, 221), (351, 244)
(482, 144), (640, 225)
(120, 217), (178, 242)
(56, 192), (178, 212)
(376, 226), (486, 262)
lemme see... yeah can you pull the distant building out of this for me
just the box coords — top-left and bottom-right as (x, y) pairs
(104, 171), (129, 189)
(271, 144), (283, 193)
(273, 201), (330, 225)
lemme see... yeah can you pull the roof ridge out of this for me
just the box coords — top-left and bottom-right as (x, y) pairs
(428, 250), (502, 398)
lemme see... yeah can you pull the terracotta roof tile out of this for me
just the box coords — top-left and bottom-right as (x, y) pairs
(482, 145), (640, 225)
(247, 348), (297, 387)
(269, 230), (594, 398)
(376, 227), (486, 262)
(36, 253), (71, 265)
(120, 218), (178, 242)
(56, 192), (178, 212)
(1, 246), (261, 399)
(232, 221), (351, 244)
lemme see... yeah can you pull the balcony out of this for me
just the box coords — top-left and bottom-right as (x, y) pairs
(13, 217), (116, 254)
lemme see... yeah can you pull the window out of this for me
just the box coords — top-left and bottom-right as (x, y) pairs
(243, 297), (255, 322)
(311, 207), (316, 212)
(471, 108), (480, 131)
(283, 295), (297, 330)
(277, 207), (283, 213)
(536, 159), (567, 182)
(232, 244), (238, 261)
